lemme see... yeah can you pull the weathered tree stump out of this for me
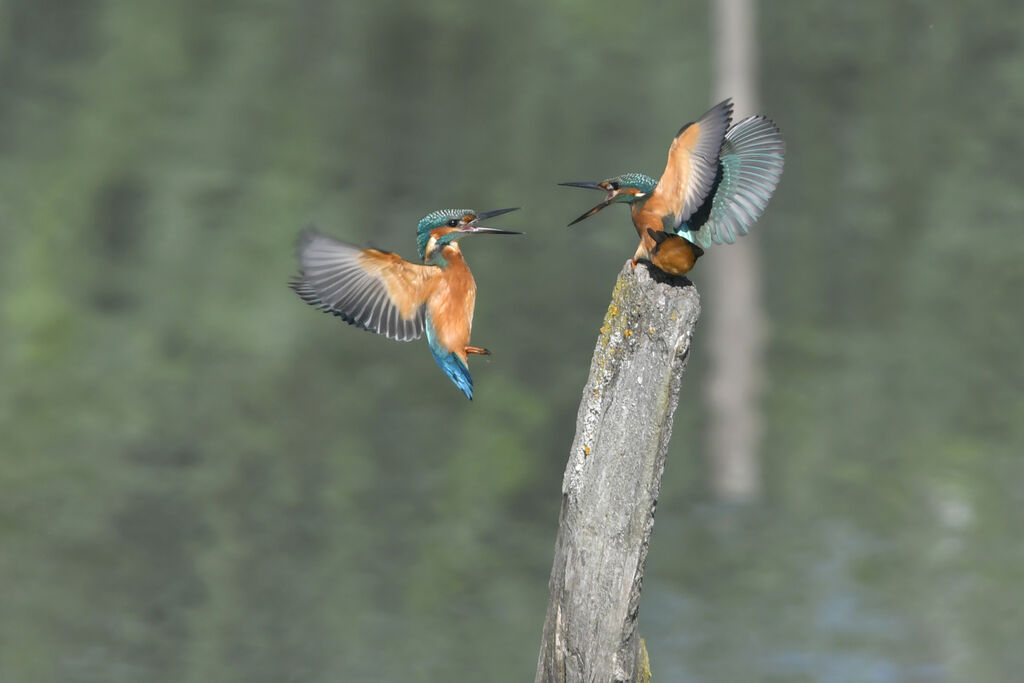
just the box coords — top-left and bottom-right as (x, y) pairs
(535, 261), (701, 683)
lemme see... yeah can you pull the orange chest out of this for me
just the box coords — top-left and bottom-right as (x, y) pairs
(632, 203), (668, 239)
(428, 259), (477, 351)
(631, 204), (669, 254)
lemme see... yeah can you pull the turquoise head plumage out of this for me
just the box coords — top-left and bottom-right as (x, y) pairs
(416, 208), (521, 262)
(559, 173), (658, 225)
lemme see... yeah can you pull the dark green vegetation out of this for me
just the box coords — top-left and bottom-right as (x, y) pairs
(2, 2), (1023, 681)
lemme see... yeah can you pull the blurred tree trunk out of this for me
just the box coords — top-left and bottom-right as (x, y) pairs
(535, 263), (701, 683)
(705, 0), (763, 502)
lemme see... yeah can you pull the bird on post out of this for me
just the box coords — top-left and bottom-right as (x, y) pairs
(289, 207), (521, 400)
(560, 98), (784, 276)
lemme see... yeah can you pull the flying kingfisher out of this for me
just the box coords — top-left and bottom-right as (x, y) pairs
(289, 207), (521, 399)
(560, 98), (784, 276)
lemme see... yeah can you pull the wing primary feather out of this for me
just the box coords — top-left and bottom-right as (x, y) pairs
(290, 230), (436, 342)
(677, 112), (784, 248)
(653, 99), (734, 229)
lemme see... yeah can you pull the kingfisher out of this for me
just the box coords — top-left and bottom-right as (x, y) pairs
(560, 98), (784, 276)
(289, 207), (521, 400)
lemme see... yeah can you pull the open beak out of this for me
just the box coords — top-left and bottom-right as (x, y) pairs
(559, 182), (614, 226)
(462, 207), (523, 235)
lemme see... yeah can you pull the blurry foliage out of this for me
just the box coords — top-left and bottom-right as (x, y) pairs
(1, 1), (1023, 682)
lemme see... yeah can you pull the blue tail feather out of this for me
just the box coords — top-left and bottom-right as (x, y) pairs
(425, 318), (473, 399)
(432, 350), (473, 399)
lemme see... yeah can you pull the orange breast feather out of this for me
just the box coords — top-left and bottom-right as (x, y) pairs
(631, 203), (669, 247)
(427, 251), (476, 358)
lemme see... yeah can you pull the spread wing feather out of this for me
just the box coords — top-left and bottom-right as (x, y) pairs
(676, 115), (785, 248)
(650, 99), (733, 228)
(290, 228), (437, 342)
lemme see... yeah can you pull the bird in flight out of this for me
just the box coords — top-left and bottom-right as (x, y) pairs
(289, 207), (521, 399)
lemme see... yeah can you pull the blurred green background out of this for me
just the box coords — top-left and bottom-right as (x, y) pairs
(2, 1), (1023, 681)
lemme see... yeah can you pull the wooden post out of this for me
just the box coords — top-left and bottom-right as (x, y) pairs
(535, 262), (701, 683)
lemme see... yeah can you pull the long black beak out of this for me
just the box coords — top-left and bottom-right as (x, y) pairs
(476, 207), (519, 221)
(559, 182), (614, 226)
(558, 181), (605, 191)
(463, 207), (523, 235)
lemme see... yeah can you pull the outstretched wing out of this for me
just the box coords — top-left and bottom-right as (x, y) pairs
(648, 99), (733, 229)
(289, 229), (438, 342)
(676, 115), (785, 248)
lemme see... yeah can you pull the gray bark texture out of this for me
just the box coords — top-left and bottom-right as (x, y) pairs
(535, 261), (701, 683)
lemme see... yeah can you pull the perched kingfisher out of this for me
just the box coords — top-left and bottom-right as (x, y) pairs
(560, 98), (784, 276)
(289, 207), (521, 399)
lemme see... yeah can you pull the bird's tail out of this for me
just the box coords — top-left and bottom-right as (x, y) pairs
(425, 320), (474, 400)
(432, 351), (473, 400)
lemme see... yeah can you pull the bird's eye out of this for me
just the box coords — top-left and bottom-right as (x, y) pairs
(610, 181), (620, 190)
(447, 219), (459, 227)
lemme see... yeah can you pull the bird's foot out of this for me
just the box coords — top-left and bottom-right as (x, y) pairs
(465, 346), (491, 356)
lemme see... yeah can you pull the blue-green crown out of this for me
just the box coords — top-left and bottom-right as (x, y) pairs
(613, 172), (658, 197)
(417, 209), (471, 260)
